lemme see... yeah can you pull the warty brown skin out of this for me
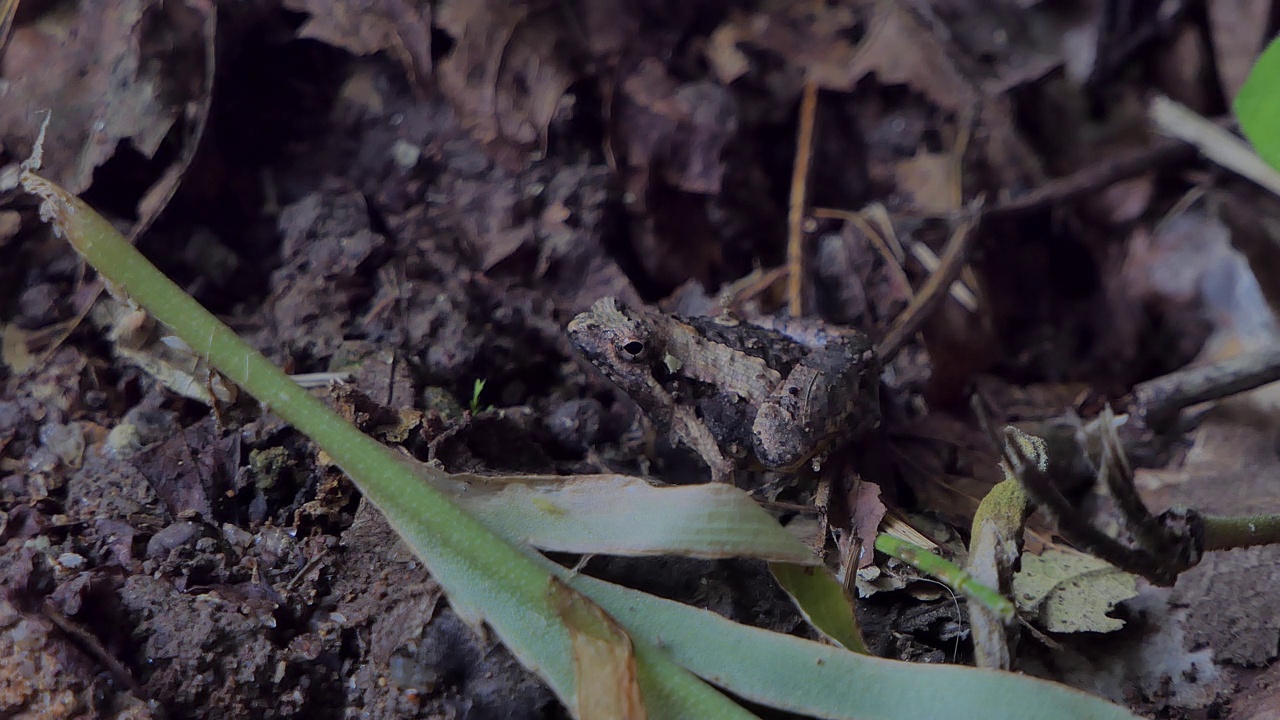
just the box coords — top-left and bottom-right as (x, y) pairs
(567, 296), (880, 483)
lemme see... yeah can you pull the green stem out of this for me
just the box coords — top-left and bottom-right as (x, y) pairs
(875, 533), (1015, 621)
(1202, 513), (1280, 551)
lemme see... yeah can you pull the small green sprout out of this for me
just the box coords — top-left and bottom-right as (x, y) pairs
(470, 378), (492, 414)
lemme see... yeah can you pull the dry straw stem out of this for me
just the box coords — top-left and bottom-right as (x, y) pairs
(1150, 95), (1280, 197)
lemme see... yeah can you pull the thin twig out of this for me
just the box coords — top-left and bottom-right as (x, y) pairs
(1130, 343), (1280, 430)
(786, 82), (819, 317)
(1007, 430), (1180, 585)
(811, 205), (915, 303)
(42, 600), (145, 697)
(1150, 95), (1280, 198)
(877, 211), (979, 361)
(907, 240), (978, 312)
(980, 138), (1195, 222)
(1010, 421), (1204, 586)
(947, 105), (975, 212)
(1095, 412), (1193, 559)
(1094, 407), (1160, 542)
(812, 207), (904, 274)
(284, 547), (331, 592)
(812, 476), (832, 559)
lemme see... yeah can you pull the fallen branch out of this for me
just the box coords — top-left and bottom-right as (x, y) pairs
(1130, 343), (1280, 431)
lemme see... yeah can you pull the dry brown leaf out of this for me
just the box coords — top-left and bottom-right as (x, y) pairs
(0, 0), (210, 195)
(549, 578), (646, 720)
(849, 479), (887, 569)
(851, 4), (976, 110)
(576, 0), (639, 62)
(711, 1), (977, 111)
(436, 0), (523, 143)
(283, 0), (432, 91)
(1150, 23), (1214, 112)
(850, 3), (1041, 186)
(436, 0), (573, 160)
(132, 416), (236, 517)
(90, 295), (237, 406)
(893, 151), (957, 215)
(927, 0), (1060, 95)
(0, 323), (34, 374)
(1088, 175), (1155, 224)
(1206, 0), (1272, 102)
(491, 14), (572, 149)
(132, 0), (215, 239)
(0, 0), (16, 51)
(708, 1), (869, 88)
(708, 1), (1041, 189)
(614, 59), (737, 196)
(0, 210), (19, 249)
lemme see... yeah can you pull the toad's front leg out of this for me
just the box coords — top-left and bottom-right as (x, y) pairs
(670, 404), (735, 484)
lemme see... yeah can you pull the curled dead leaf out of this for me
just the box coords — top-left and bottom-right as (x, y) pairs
(0, 0), (213, 196)
(284, 0), (433, 91)
(435, 0), (573, 161)
(614, 59), (738, 196)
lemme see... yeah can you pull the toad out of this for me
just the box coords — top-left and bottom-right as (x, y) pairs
(568, 297), (880, 483)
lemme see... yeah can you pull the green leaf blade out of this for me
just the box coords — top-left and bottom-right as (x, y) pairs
(574, 573), (1142, 720)
(1235, 36), (1280, 171)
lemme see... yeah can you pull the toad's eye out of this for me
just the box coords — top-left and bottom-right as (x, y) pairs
(619, 338), (647, 361)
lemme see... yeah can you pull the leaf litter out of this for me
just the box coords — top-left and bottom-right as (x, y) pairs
(5, 0), (1280, 718)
